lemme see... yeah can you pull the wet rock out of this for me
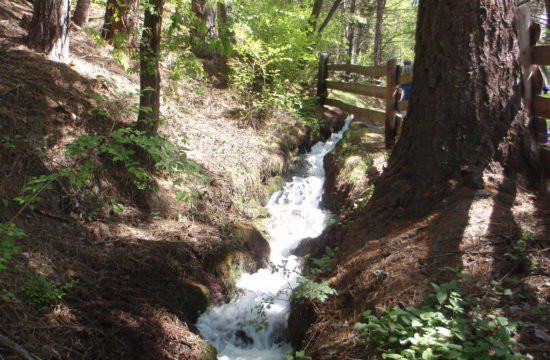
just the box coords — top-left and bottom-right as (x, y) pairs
(287, 297), (317, 348)
(194, 336), (218, 360)
(320, 106), (347, 140)
(235, 330), (254, 346)
(182, 279), (212, 322)
(207, 222), (270, 298)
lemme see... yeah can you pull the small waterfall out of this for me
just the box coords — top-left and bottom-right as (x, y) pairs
(196, 117), (353, 360)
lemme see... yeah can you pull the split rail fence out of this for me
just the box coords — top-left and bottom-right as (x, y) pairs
(317, 7), (549, 168)
(316, 54), (411, 149)
(518, 7), (550, 170)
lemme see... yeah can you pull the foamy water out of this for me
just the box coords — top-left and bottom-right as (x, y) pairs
(196, 117), (353, 359)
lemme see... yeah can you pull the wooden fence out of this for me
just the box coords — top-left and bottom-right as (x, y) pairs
(518, 6), (550, 170)
(316, 53), (410, 149)
(317, 8), (549, 166)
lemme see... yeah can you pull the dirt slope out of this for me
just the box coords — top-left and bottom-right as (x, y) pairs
(293, 120), (550, 359)
(0, 1), (323, 358)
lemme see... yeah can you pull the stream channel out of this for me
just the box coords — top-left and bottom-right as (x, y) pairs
(197, 117), (353, 359)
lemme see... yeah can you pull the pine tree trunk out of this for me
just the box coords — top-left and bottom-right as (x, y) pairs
(101, 0), (138, 45)
(137, 0), (163, 137)
(27, 0), (72, 62)
(191, 0), (218, 58)
(73, 0), (90, 27)
(373, 0), (385, 66)
(370, 0), (538, 218)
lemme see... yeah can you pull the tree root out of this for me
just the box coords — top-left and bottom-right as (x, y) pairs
(0, 333), (41, 360)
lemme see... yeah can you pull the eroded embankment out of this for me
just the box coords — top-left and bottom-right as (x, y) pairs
(290, 116), (550, 359)
(0, 1), (345, 358)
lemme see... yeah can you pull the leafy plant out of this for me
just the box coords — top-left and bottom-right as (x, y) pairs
(292, 277), (337, 302)
(22, 276), (78, 307)
(355, 278), (525, 359)
(0, 222), (23, 270)
(304, 246), (338, 276)
(285, 350), (312, 360)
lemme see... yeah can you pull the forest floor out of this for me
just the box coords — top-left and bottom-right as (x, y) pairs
(292, 118), (550, 358)
(0, 1), (340, 359)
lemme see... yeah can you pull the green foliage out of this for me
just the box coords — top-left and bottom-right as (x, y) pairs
(66, 127), (205, 196)
(0, 223), (23, 270)
(504, 229), (532, 262)
(22, 276), (78, 307)
(355, 278), (525, 359)
(285, 350), (312, 360)
(1, 290), (15, 303)
(304, 246), (337, 276)
(226, 0), (320, 126)
(292, 277), (337, 302)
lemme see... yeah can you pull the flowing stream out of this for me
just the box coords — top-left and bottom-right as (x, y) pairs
(197, 117), (353, 359)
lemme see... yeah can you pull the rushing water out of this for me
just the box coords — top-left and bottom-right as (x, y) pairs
(196, 117), (353, 360)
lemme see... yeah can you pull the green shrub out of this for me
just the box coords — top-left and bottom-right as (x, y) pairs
(0, 222), (23, 270)
(22, 276), (78, 307)
(355, 279), (525, 359)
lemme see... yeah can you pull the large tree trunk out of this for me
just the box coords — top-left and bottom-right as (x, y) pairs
(371, 0), (537, 218)
(191, 0), (218, 58)
(373, 0), (385, 66)
(101, 0), (138, 45)
(137, 0), (164, 137)
(73, 0), (90, 27)
(27, 0), (72, 62)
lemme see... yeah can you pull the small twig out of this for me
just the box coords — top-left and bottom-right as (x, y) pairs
(9, 177), (58, 223)
(0, 333), (42, 360)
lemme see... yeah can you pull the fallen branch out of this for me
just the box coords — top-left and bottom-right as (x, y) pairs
(0, 333), (42, 360)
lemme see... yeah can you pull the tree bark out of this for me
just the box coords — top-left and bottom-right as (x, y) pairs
(73, 0), (90, 27)
(27, 0), (72, 62)
(346, 0), (357, 66)
(373, 0), (385, 66)
(310, 0), (324, 32)
(318, 0), (343, 33)
(137, 0), (164, 137)
(370, 0), (538, 218)
(101, 0), (138, 45)
(191, 0), (218, 58)
(545, 0), (550, 35)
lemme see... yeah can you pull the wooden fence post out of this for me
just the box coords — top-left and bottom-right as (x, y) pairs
(518, 6), (532, 116)
(317, 52), (330, 105)
(384, 58), (398, 149)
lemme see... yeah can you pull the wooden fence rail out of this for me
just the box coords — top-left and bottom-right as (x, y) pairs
(318, 6), (548, 171)
(317, 53), (409, 148)
(519, 6), (550, 171)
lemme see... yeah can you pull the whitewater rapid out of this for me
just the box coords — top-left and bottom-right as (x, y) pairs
(196, 117), (353, 360)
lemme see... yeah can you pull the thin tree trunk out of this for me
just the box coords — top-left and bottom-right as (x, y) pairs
(346, 0), (357, 65)
(27, 0), (72, 62)
(137, 0), (164, 137)
(101, 0), (138, 45)
(373, 0), (385, 66)
(191, 0), (218, 58)
(545, 0), (550, 36)
(318, 0), (343, 33)
(310, 0), (324, 32)
(73, 0), (90, 27)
